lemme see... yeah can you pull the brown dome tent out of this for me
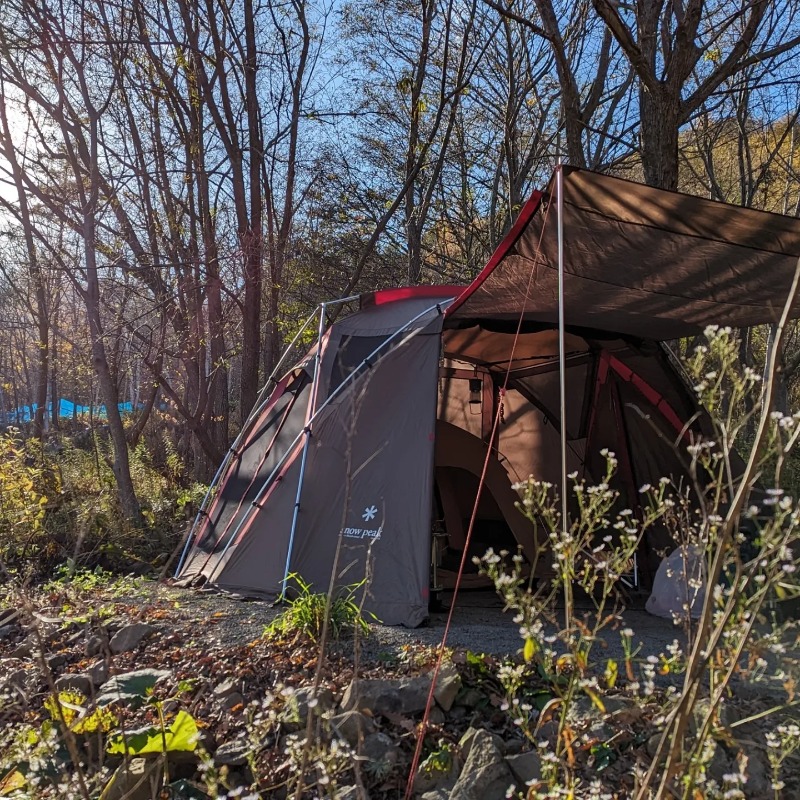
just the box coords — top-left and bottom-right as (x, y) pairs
(176, 166), (800, 627)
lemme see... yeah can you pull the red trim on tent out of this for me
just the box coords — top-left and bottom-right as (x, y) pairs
(360, 285), (463, 308)
(445, 190), (545, 316)
(605, 354), (688, 438)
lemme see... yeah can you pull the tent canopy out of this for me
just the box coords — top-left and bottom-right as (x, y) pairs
(447, 166), (800, 340)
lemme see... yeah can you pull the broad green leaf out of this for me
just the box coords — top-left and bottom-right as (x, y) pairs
(0, 770), (26, 796)
(107, 710), (199, 755)
(96, 669), (171, 706)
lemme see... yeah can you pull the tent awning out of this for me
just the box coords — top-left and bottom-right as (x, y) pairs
(447, 166), (800, 340)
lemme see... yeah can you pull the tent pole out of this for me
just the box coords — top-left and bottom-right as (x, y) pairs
(281, 302), (328, 600)
(175, 305), (322, 576)
(203, 300), (452, 586)
(557, 161), (570, 629)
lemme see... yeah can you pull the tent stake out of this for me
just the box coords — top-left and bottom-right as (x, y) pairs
(557, 162), (571, 629)
(281, 303), (328, 600)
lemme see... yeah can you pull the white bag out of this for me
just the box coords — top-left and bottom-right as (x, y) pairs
(646, 546), (706, 621)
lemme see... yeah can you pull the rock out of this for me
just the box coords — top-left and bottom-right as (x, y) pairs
(213, 679), (239, 698)
(55, 673), (93, 697)
(46, 654), (67, 670)
(0, 609), (20, 626)
(329, 710), (375, 747)
(742, 748), (771, 797)
(646, 732), (664, 760)
(459, 727), (479, 761)
(428, 707), (446, 725)
(433, 663), (462, 711)
(335, 787), (368, 800)
(88, 660), (109, 686)
(85, 635), (104, 657)
(340, 679), (407, 716)
(221, 692), (244, 710)
(362, 732), (396, 766)
(420, 792), (450, 800)
(109, 623), (157, 654)
(0, 626), (16, 641)
(4, 669), (29, 692)
(340, 669), (460, 718)
(213, 739), (250, 767)
(101, 758), (162, 800)
(566, 694), (601, 722)
(450, 729), (514, 800)
(459, 727), (503, 762)
(293, 685), (335, 722)
(414, 745), (460, 796)
(10, 643), (31, 659)
(506, 750), (542, 786)
(504, 739), (524, 756)
(454, 687), (484, 709)
(689, 697), (734, 735)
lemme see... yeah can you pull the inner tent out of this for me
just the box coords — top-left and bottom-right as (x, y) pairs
(433, 320), (698, 591)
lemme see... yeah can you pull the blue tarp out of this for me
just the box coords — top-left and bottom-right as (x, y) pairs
(3, 399), (134, 424)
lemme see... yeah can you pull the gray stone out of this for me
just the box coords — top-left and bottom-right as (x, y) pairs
(504, 739), (524, 756)
(455, 687), (484, 709)
(433, 663), (462, 711)
(646, 732), (664, 760)
(334, 787), (368, 800)
(88, 660), (109, 686)
(362, 732), (396, 766)
(4, 669), (29, 692)
(0, 609), (19, 626)
(46, 654), (66, 670)
(566, 694), (601, 722)
(413, 746), (460, 796)
(450, 729), (514, 800)
(458, 727), (479, 761)
(10, 643), (31, 659)
(506, 750), (542, 787)
(213, 740), (250, 767)
(100, 758), (162, 800)
(55, 673), (93, 697)
(109, 623), (157, 654)
(329, 710), (375, 747)
(293, 685), (335, 721)
(0, 625), (16, 641)
(459, 727), (503, 762)
(340, 670), (459, 718)
(221, 692), (244, 710)
(213, 679), (239, 698)
(420, 792), (450, 800)
(428, 707), (446, 726)
(85, 635), (104, 657)
(742, 748), (771, 797)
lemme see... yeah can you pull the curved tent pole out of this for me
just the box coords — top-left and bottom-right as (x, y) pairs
(175, 305), (322, 576)
(281, 302), (328, 600)
(205, 299), (453, 587)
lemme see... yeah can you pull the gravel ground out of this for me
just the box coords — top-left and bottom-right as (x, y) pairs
(168, 584), (687, 667)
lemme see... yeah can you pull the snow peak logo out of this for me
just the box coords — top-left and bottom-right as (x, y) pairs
(342, 505), (382, 540)
(342, 525), (382, 540)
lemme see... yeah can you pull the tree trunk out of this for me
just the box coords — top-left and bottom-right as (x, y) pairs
(640, 85), (680, 190)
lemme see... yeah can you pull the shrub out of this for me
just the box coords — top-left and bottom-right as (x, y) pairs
(264, 573), (372, 641)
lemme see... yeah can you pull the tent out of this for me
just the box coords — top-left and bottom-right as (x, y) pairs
(176, 166), (800, 627)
